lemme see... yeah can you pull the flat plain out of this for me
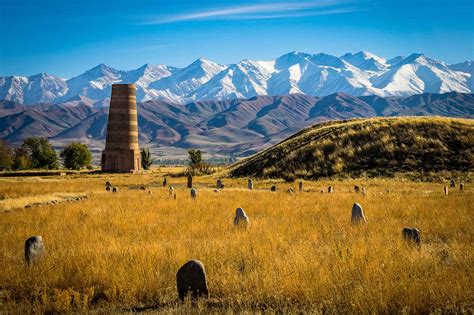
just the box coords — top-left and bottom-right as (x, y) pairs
(0, 169), (472, 313)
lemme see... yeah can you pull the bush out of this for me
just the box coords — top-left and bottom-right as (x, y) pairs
(60, 143), (92, 170)
(17, 137), (58, 170)
(141, 148), (154, 170)
(0, 140), (13, 170)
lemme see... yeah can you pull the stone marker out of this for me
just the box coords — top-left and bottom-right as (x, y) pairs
(176, 260), (209, 301)
(140, 186), (146, 191)
(106, 186), (111, 192)
(173, 192), (177, 200)
(450, 179), (456, 188)
(402, 227), (421, 245)
(190, 188), (197, 199)
(148, 190), (152, 195)
(213, 189), (220, 193)
(187, 174), (193, 189)
(460, 182), (464, 191)
(247, 178), (253, 190)
(351, 202), (367, 224)
(106, 181), (112, 187)
(270, 185), (277, 192)
(354, 185), (360, 193)
(361, 187), (366, 196)
(234, 207), (249, 226)
(287, 188), (294, 195)
(25, 236), (45, 265)
(444, 185), (448, 195)
(328, 186), (333, 193)
(217, 179), (224, 189)
(169, 186), (175, 196)
(163, 177), (168, 187)
(298, 180), (303, 192)
(112, 186), (119, 193)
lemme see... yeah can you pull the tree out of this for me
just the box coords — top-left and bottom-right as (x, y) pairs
(12, 146), (31, 170)
(141, 148), (154, 170)
(21, 137), (58, 169)
(188, 149), (202, 169)
(0, 140), (13, 170)
(60, 143), (92, 170)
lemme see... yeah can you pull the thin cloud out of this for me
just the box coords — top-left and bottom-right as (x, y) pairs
(142, 1), (371, 25)
(118, 44), (169, 53)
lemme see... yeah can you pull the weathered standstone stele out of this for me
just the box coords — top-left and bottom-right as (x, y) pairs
(234, 207), (249, 226)
(299, 180), (303, 192)
(176, 260), (209, 301)
(328, 186), (333, 193)
(162, 177), (168, 187)
(25, 236), (45, 265)
(402, 227), (421, 245)
(101, 84), (141, 172)
(190, 188), (197, 199)
(444, 185), (449, 195)
(247, 179), (253, 190)
(187, 174), (193, 189)
(351, 202), (367, 224)
(216, 179), (224, 189)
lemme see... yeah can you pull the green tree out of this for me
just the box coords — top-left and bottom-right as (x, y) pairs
(0, 140), (13, 170)
(12, 147), (31, 170)
(188, 149), (202, 169)
(141, 148), (154, 170)
(21, 137), (58, 169)
(60, 143), (92, 170)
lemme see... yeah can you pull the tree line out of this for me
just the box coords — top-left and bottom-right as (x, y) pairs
(0, 138), (92, 171)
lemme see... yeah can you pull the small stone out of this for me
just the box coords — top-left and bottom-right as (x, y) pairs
(25, 236), (45, 265)
(217, 179), (224, 189)
(234, 207), (249, 227)
(287, 188), (294, 195)
(169, 186), (175, 196)
(176, 260), (209, 301)
(270, 185), (277, 192)
(106, 186), (111, 192)
(351, 202), (367, 224)
(112, 186), (119, 193)
(105, 181), (112, 187)
(140, 186), (146, 191)
(354, 185), (360, 193)
(190, 188), (197, 199)
(213, 189), (220, 193)
(402, 227), (421, 245)
(247, 178), (253, 190)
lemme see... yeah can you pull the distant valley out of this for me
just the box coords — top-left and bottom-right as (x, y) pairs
(1, 92), (472, 160)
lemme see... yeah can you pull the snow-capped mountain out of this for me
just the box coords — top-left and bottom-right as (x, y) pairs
(1, 52), (472, 105)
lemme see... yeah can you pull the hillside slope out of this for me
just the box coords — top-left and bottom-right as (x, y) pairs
(230, 117), (474, 178)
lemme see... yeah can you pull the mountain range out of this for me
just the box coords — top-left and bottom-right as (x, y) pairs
(1, 92), (473, 159)
(1, 52), (472, 105)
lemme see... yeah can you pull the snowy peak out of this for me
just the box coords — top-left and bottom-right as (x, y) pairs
(0, 52), (472, 105)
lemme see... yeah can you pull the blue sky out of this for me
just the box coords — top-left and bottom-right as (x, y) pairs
(1, 0), (473, 78)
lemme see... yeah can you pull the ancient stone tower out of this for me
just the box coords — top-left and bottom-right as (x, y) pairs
(101, 84), (141, 172)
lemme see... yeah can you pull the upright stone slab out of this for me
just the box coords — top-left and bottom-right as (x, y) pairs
(101, 84), (141, 172)
(24, 236), (45, 265)
(176, 260), (209, 301)
(354, 185), (360, 193)
(444, 186), (449, 195)
(402, 227), (421, 245)
(460, 183), (464, 191)
(162, 177), (168, 187)
(217, 179), (224, 189)
(351, 202), (367, 224)
(190, 188), (197, 199)
(299, 180), (303, 192)
(328, 186), (333, 193)
(187, 174), (193, 189)
(450, 179), (456, 188)
(247, 179), (253, 190)
(234, 207), (249, 226)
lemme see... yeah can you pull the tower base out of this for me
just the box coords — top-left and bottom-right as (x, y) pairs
(101, 149), (141, 173)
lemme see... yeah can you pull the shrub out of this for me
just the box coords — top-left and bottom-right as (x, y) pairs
(16, 137), (58, 170)
(141, 148), (154, 170)
(60, 143), (92, 170)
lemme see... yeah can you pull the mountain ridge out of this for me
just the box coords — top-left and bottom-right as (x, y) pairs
(1, 51), (472, 105)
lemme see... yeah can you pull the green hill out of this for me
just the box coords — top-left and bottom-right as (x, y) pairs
(229, 117), (474, 179)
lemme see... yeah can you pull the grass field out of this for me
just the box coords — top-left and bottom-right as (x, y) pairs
(0, 168), (473, 313)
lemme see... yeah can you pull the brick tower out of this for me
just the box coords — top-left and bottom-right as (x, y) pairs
(101, 84), (141, 172)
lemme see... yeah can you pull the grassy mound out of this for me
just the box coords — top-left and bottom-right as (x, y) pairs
(230, 117), (474, 179)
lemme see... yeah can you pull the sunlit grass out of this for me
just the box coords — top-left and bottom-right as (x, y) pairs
(0, 173), (472, 312)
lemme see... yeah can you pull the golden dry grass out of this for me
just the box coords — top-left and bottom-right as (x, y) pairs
(0, 172), (473, 313)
